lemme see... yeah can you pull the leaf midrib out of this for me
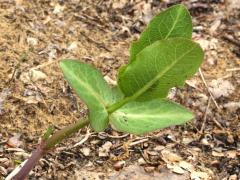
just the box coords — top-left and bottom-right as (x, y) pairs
(66, 65), (107, 107)
(125, 113), (171, 119)
(164, 6), (183, 39)
(128, 44), (196, 101)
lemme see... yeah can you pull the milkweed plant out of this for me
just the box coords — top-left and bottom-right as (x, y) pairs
(12, 4), (203, 180)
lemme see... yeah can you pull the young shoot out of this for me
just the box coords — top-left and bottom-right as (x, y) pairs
(13, 4), (203, 180)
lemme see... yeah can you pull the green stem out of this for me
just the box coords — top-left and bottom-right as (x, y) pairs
(13, 118), (90, 180)
(107, 82), (152, 113)
(45, 118), (90, 149)
(107, 97), (130, 114)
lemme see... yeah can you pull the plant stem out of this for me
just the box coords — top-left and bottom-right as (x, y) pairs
(45, 118), (89, 149)
(12, 143), (45, 180)
(13, 118), (90, 180)
(107, 96), (131, 113)
(107, 82), (151, 113)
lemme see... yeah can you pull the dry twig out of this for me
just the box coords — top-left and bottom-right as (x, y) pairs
(200, 97), (211, 133)
(71, 128), (92, 148)
(98, 132), (129, 139)
(198, 68), (220, 110)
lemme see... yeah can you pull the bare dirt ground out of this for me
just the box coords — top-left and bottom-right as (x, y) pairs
(0, 0), (239, 179)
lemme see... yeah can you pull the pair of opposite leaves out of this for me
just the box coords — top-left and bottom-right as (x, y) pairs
(60, 4), (204, 135)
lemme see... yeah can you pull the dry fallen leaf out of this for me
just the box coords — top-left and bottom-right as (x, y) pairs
(147, 150), (159, 156)
(112, 0), (127, 9)
(167, 164), (185, 175)
(53, 4), (65, 14)
(0, 158), (10, 167)
(179, 161), (194, 172)
(0, 166), (7, 176)
(153, 145), (165, 151)
(30, 69), (47, 82)
(138, 158), (146, 165)
(67, 41), (78, 51)
(7, 134), (23, 148)
(104, 76), (117, 86)
(209, 79), (235, 98)
(190, 171), (209, 180)
(226, 150), (237, 158)
(161, 149), (182, 163)
(144, 166), (155, 173)
(212, 151), (224, 157)
(209, 19), (221, 35)
(223, 102), (240, 112)
(186, 79), (199, 89)
(227, 0), (240, 10)
(0, 88), (10, 115)
(98, 141), (112, 157)
(20, 69), (47, 83)
(196, 39), (210, 51)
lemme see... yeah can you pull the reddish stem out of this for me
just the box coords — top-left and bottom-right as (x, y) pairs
(12, 118), (90, 180)
(13, 143), (45, 180)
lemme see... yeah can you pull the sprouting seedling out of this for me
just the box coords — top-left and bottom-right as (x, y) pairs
(12, 4), (203, 179)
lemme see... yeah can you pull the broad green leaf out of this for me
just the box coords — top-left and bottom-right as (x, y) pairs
(60, 60), (112, 132)
(110, 99), (193, 135)
(118, 38), (204, 101)
(110, 86), (124, 104)
(130, 4), (192, 63)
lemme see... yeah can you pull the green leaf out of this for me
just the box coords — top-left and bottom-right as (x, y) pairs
(60, 60), (112, 132)
(110, 99), (193, 135)
(118, 38), (204, 101)
(110, 86), (124, 104)
(130, 4), (192, 63)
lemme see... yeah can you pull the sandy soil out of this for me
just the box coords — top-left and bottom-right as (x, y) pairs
(0, 0), (239, 179)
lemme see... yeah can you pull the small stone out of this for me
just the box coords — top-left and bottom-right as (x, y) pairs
(27, 37), (38, 46)
(99, 141), (112, 157)
(53, 4), (65, 14)
(144, 166), (155, 173)
(85, 161), (93, 167)
(29, 69), (47, 82)
(138, 158), (146, 165)
(143, 142), (149, 148)
(67, 41), (78, 51)
(113, 161), (125, 171)
(182, 137), (193, 145)
(227, 134), (234, 144)
(81, 147), (91, 156)
(200, 138), (210, 146)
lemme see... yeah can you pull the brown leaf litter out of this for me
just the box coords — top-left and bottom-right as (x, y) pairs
(0, 0), (239, 179)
